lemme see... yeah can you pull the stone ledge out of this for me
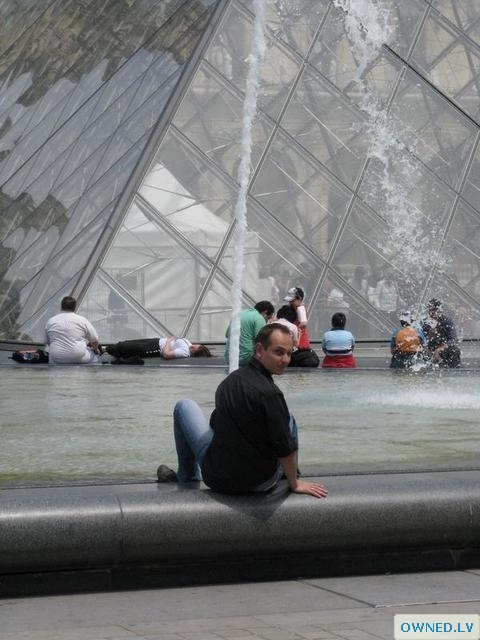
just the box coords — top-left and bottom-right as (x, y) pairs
(1, 470), (480, 596)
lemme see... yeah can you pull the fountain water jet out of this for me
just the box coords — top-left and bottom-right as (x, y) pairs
(228, 0), (267, 373)
(334, 0), (447, 315)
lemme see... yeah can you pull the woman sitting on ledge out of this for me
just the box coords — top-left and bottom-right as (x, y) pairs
(104, 337), (212, 362)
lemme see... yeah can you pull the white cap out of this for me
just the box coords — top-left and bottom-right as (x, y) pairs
(284, 286), (304, 302)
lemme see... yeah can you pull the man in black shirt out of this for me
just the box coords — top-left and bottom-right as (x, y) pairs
(158, 324), (327, 499)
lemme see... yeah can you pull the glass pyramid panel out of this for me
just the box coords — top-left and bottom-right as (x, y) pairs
(185, 271), (250, 343)
(2, 0), (480, 346)
(311, 269), (389, 340)
(99, 199), (217, 341)
(281, 67), (370, 188)
(173, 62), (274, 179)
(432, 1), (480, 46)
(139, 129), (234, 259)
(390, 68), (477, 189)
(251, 129), (351, 259)
(217, 202), (325, 312)
(238, 0), (330, 57)
(412, 12), (480, 121)
(205, 2), (302, 119)
(463, 144), (480, 212)
(0, 0), (221, 339)
(309, 4), (403, 103)
(443, 201), (480, 301)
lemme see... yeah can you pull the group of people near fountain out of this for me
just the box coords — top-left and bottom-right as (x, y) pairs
(229, 288), (356, 368)
(38, 288), (460, 371)
(224, 287), (320, 368)
(389, 298), (461, 370)
(41, 296), (211, 366)
(155, 294), (460, 498)
(36, 291), (460, 501)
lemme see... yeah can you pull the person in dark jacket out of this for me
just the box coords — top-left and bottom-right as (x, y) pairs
(157, 324), (327, 499)
(422, 298), (461, 368)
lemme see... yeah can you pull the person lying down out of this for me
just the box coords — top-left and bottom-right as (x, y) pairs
(103, 337), (212, 363)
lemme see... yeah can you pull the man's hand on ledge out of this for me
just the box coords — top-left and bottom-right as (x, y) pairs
(290, 479), (328, 499)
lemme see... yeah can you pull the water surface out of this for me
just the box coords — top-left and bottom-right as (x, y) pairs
(2, 364), (479, 486)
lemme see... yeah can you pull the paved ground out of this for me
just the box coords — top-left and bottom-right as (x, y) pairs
(2, 569), (480, 640)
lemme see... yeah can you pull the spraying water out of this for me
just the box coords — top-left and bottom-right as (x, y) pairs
(333, 0), (391, 80)
(228, 0), (267, 373)
(334, 0), (446, 312)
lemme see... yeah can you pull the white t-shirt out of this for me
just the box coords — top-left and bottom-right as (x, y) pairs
(274, 318), (299, 346)
(158, 337), (192, 358)
(296, 304), (307, 324)
(45, 311), (99, 364)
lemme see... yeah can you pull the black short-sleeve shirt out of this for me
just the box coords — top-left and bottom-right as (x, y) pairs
(201, 358), (297, 493)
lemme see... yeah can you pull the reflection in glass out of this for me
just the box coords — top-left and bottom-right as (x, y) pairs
(174, 63), (274, 178)
(412, 13), (480, 121)
(1, 0), (480, 343)
(251, 131), (350, 258)
(206, 2), (301, 119)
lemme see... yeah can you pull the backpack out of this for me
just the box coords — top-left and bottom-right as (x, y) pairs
(394, 327), (421, 353)
(289, 348), (320, 368)
(10, 349), (49, 363)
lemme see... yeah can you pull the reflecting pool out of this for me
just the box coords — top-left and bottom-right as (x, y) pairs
(2, 363), (480, 486)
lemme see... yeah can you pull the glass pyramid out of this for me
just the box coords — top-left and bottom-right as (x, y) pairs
(1, 0), (479, 343)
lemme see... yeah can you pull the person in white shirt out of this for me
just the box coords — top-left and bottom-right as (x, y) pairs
(273, 305), (299, 347)
(104, 337), (212, 361)
(45, 296), (101, 364)
(284, 286), (308, 329)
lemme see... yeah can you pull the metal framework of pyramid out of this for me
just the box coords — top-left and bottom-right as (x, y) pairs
(1, 0), (479, 344)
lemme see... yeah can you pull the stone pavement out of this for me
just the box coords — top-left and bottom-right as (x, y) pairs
(1, 569), (480, 640)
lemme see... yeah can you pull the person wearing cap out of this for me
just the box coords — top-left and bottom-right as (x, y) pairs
(284, 286), (310, 349)
(283, 287), (320, 366)
(390, 311), (426, 369)
(224, 300), (274, 366)
(422, 299), (461, 368)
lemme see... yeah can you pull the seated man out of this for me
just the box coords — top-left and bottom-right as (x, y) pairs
(422, 298), (461, 368)
(157, 324), (328, 499)
(45, 296), (101, 365)
(390, 311), (426, 369)
(105, 337), (212, 361)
